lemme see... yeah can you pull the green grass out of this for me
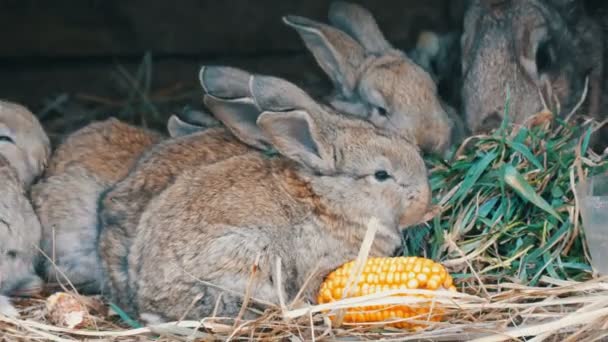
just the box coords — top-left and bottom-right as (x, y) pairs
(404, 115), (607, 286)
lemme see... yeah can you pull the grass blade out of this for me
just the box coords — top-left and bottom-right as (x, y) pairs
(506, 141), (544, 170)
(453, 151), (498, 203)
(503, 164), (562, 222)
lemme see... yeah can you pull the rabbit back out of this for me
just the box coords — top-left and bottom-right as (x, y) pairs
(98, 127), (251, 311)
(31, 118), (164, 293)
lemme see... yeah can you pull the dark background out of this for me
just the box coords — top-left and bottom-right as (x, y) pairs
(0, 0), (466, 143)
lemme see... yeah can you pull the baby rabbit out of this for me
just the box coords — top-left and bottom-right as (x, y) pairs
(0, 100), (49, 317)
(0, 153), (43, 318)
(0, 100), (51, 187)
(99, 67), (278, 312)
(283, 1), (457, 155)
(31, 117), (195, 294)
(461, 0), (604, 136)
(114, 66), (436, 321)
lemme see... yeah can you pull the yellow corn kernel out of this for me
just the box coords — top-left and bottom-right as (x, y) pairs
(317, 256), (456, 329)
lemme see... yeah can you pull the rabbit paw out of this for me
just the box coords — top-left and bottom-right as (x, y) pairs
(0, 295), (20, 318)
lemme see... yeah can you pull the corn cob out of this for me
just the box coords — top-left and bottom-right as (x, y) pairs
(317, 256), (456, 329)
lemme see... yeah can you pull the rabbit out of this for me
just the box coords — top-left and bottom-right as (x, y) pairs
(282, 1), (458, 155)
(99, 126), (253, 309)
(31, 116), (199, 294)
(98, 66), (282, 312)
(461, 0), (604, 141)
(107, 65), (437, 321)
(0, 151), (43, 318)
(98, 62), (436, 312)
(0, 100), (51, 187)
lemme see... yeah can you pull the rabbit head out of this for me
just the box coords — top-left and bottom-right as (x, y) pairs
(0, 154), (43, 297)
(0, 100), (50, 187)
(0, 124), (34, 188)
(283, 2), (453, 155)
(201, 65), (434, 229)
(461, 0), (603, 134)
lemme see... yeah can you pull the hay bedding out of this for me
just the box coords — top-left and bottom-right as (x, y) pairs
(2, 276), (608, 341)
(3, 63), (608, 341)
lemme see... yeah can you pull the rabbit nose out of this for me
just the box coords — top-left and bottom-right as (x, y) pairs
(398, 185), (432, 227)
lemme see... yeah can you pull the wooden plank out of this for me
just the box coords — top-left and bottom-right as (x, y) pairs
(0, 0), (456, 58)
(0, 53), (334, 142)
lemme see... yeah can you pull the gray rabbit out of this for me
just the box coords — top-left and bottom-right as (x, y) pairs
(109, 66), (436, 321)
(283, 2), (460, 155)
(0, 100), (51, 187)
(460, 0), (604, 136)
(0, 154), (43, 318)
(31, 117), (200, 294)
(0, 100), (49, 317)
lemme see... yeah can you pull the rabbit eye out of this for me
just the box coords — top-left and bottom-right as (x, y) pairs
(374, 170), (391, 181)
(376, 106), (388, 117)
(6, 250), (17, 258)
(0, 135), (14, 144)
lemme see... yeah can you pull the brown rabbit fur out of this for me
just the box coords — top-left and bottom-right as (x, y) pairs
(31, 118), (166, 293)
(98, 66), (292, 312)
(461, 0), (604, 140)
(116, 66), (435, 321)
(0, 100), (51, 187)
(98, 127), (251, 310)
(283, 2), (458, 155)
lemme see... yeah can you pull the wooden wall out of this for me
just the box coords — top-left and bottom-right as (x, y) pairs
(0, 0), (464, 137)
(0, 0), (463, 58)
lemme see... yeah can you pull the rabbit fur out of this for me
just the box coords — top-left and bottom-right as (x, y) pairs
(283, 2), (459, 155)
(0, 153), (43, 318)
(460, 0), (604, 138)
(31, 118), (171, 294)
(109, 65), (435, 321)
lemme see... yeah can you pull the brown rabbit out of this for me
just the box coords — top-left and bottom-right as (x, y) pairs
(461, 0), (604, 138)
(115, 66), (436, 321)
(98, 66), (283, 312)
(0, 100), (51, 187)
(283, 2), (457, 155)
(31, 117), (194, 294)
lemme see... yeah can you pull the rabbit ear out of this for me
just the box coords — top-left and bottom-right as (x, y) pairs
(178, 107), (220, 127)
(248, 74), (335, 171)
(327, 1), (392, 54)
(200, 66), (272, 150)
(202, 65), (319, 113)
(283, 15), (365, 99)
(199, 65), (252, 99)
(257, 110), (334, 173)
(249, 74), (319, 112)
(203, 95), (270, 151)
(515, 22), (550, 85)
(166, 115), (205, 138)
